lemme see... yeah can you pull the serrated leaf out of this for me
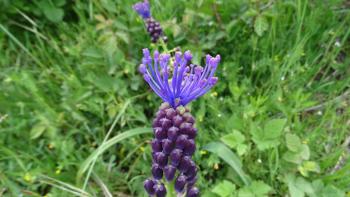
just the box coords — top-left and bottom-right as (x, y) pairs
(286, 133), (302, 152)
(254, 15), (268, 36)
(212, 180), (236, 197)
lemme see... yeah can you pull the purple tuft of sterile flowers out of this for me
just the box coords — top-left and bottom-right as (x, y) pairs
(132, 0), (151, 19)
(133, 0), (167, 43)
(139, 49), (220, 108)
(144, 102), (200, 197)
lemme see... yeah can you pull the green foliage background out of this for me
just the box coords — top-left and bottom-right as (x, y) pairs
(0, 0), (350, 196)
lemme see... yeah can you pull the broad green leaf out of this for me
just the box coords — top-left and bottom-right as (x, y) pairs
(286, 134), (302, 152)
(204, 142), (251, 186)
(300, 144), (310, 160)
(238, 181), (271, 197)
(263, 118), (286, 139)
(41, 1), (64, 23)
(221, 130), (245, 148)
(212, 180), (236, 197)
(53, 0), (66, 6)
(254, 15), (268, 36)
(298, 161), (320, 176)
(30, 123), (47, 139)
(283, 151), (303, 164)
(237, 144), (248, 156)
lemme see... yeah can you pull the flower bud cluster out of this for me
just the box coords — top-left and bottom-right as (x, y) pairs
(144, 102), (199, 197)
(145, 18), (167, 43)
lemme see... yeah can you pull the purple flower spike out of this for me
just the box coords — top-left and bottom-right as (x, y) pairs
(139, 49), (221, 107)
(144, 179), (156, 195)
(133, 0), (151, 19)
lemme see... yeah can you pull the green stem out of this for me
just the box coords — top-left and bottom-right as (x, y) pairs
(166, 181), (176, 197)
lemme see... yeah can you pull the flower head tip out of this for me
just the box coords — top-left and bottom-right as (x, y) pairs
(139, 49), (220, 107)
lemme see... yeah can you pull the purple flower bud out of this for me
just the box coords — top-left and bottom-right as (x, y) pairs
(151, 139), (162, 152)
(187, 187), (200, 197)
(178, 156), (192, 172)
(185, 161), (197, 179)
(159, 102), (170, 110)
(176, 135), (188, 149)
(165, 108), (176, 119)
(162, 139), (174, 154)
(153, 119), (161, 127)
(159, 118), (172, 129)
(187, 176), (197, 188)
(144, 179), (156, 195)
(194, 66), (203, 76)
(180, 122), (192, 135)
(170, 149), (182, 166)
(175, 174), (187, 192)
(152, 163), (163, 180)
(167, 126), (179, 141)
(154, 183), (167, 197)
(156, 110), (166, 119)
(184, 139), (196, 156)
(183, 113), (195, 124)
(154, 127), (167, 140)
(184, 50), (193, 61)
(187, 127), (197, 139)
(164, 165), (176, 181)
(155, 152), (167, 167)
(208, 77), (218, 86)
(139, 64), (147, 74)
(172, 115), (183, 127)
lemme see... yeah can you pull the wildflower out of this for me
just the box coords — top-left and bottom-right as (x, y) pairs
(133, 1), (167, 43)
(141, 49), (220, 196)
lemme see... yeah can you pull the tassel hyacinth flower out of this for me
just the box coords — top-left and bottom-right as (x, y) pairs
(140, 49), (220, 197)
(133, 0), (167, 43)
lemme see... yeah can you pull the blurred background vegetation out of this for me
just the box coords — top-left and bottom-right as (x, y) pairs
(0, 0), (350, 196)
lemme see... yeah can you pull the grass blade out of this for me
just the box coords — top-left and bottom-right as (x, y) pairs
(77, 127), (152, 183)
(204, 142), (251, 186)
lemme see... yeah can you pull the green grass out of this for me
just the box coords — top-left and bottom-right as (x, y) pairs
(0, 0), (350, 196)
